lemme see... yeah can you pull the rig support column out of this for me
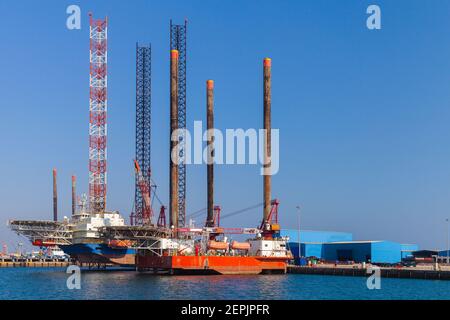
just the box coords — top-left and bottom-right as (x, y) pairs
(263, 58), (272, 224)
(170, 49), (179, 231)
(88, 13), (108, 213)
(206, 80), (215, 227)
(72, 175), (76, 216)
(134, 43), (152, 226)
(53, 168), (57, 222)
(170, 20), (187, 228)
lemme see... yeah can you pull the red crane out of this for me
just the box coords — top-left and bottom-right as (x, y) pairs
(157, 206), (166, 228)
(134, 160), (152, 225)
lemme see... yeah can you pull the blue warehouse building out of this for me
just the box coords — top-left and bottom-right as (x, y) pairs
(281, 229), (418, 264)
(323, 241), (401, 264)
(281, 230), (352, 260)
(401, 244), (419, 259)
(282, 230), (353, 243)
(438, 250), (450, 257)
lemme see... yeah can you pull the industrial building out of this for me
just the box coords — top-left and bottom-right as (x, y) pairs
(401, 244), (419, 259)
(282, 230), (353, 243)
(281, 229), (418, 264)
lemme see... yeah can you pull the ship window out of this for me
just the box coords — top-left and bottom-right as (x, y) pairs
(265, 244), (268, 247)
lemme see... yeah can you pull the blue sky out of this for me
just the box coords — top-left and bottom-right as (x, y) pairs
(1, 0), (450, 252)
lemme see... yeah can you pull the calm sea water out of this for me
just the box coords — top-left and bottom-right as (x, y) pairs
(0, 267), (449, 300)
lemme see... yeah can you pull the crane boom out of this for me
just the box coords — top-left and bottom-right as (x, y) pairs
(176, 227), (261, 235)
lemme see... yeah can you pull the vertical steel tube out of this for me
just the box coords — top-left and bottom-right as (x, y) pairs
(170, 50), (179, 230)
(206, 80), (214, 227)
(263, 58), (272, 223)
(52, 168), (57, 222)
(72, 175), (76, 216)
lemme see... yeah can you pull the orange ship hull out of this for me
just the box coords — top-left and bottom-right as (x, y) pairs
(136, 255), (288, 275)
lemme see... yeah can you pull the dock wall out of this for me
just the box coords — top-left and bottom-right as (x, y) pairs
(288, 265), (450, 280)
(0, 260), (70, 268)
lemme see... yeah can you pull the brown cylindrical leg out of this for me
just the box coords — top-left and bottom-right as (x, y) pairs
(52, 168), (57, 222)
(263, 58), (272, 224)
(206, 80), (215, 227)
(72, 175), (76, 216)
(169, 50), (179, 231)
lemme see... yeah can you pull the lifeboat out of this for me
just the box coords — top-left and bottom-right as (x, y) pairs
(32, 239), (56, 247)
(208, 240), (228, 250)
(108, 240), (132, 248)
(231, 241), (250, 251)
(32, 239), (43, 246)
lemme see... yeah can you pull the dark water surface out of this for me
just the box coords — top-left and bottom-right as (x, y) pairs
(0, 267), (449, 300)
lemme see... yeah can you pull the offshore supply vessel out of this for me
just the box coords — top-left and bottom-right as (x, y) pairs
(107, 55), (293, 275)
(133, 201), (292, 275)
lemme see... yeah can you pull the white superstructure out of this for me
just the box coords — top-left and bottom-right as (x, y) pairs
(71, 211), (126, 243)
(248, 237), (290, 257)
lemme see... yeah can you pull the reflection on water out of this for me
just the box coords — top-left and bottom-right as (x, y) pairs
(0, 268), (449, 300)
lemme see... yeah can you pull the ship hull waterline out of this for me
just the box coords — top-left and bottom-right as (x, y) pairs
(136, 255), (289, 275)
(60, 243), (136, 267)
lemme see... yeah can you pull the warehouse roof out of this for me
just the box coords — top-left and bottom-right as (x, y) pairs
(324, 240), (383, 244)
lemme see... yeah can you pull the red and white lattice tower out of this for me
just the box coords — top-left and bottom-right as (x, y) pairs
(88, 13), (108, 213)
